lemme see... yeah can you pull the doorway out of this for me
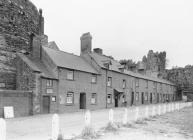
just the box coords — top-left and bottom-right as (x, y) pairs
(157, 93), (159, 103)
(115, 95), (118, 107)
(131, 92), (134, 106)
(141, 92), (144, 104)
(150, 93), (153, 104)
(80, 93), (86, 109)
(43, 96), (50, 114)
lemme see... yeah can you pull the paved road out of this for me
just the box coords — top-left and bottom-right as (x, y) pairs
(5, 102), (189, 140)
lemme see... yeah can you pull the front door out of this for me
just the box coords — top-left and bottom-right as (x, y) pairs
(131, 92), (134, 106)
(141, 92), (144, 104)
(157, 93), (159, 103)
(43, 96), (50, 114)
(80, 93), (86, 109)
(150, 93), (153, 104)
(115, 95), (118, 107)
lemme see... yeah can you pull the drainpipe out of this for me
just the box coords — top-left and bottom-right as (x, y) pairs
(105, 69), (108, 108)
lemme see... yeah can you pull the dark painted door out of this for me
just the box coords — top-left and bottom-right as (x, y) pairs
(157, 93), (159, 103)
(150, 93), (153, 104)
(80, 93), (86, 109)
(141, 92), (144, 104)
(131, 92), (134, 106)
(43, 96), (50, 114)
(115, 95), (118, 107)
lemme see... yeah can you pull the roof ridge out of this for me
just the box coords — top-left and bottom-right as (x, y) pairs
(43, 46), (80, 58)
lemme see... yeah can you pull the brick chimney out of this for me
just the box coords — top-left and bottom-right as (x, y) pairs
(31, 35), (48, 60)
(93, 48), (103, 55)
(39, 9), (44, 35)
(80, 32), (92, 55)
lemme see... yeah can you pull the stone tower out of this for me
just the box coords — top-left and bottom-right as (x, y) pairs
(0, 0), (44, 89)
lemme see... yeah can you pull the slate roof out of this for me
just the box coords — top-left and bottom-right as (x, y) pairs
(89, 52), (175, 85)
(43, 47), (99, 74)
(17, 53), (58, 79)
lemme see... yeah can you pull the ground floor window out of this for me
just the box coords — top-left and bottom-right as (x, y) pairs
(135, 92), (139, 101)
(107, 94), (112, 104)
(91, 93), (97, 104)
(153, 93), (156, 100)
(51, 96), (56, 102)
(66, 92), (74, 104)
(145, 92), (148, 101)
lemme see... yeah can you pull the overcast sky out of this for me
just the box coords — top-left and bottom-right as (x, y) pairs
(32, 0), (193, 69)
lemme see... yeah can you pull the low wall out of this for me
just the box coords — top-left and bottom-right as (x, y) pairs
(0, 90), (32, 118)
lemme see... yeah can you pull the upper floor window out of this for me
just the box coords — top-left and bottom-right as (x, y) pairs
(67, 70), (74, 80)
(135, 79), (139, 87)
(107, 77), (112, 87)
(123, 79), (126, 89)
(153, 82), (156, 89)
(46, 79), (53, 87)
(145, 80), (148, 88)
(91, 74), (97, 84)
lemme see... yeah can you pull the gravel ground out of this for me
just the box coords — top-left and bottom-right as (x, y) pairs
(98, 107), (193, 140)
(5, 104), (193, 140)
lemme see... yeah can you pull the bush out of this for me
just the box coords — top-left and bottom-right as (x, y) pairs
(81, 126), (97, 139)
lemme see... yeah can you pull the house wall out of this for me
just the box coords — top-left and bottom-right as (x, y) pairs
(57, 68), (106, 113)
(16, 55), (42, 115)
(40, 78), (58, 114)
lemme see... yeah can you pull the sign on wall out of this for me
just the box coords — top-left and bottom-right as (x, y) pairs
(4, 106), (14, 118)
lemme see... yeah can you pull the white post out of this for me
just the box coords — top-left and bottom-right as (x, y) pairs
(171, 103), (173, 112)
(52, 114), (59, 140)
(158, 105), (161, 115)
(122, 108), (128, 125)
(0, 118), (6, 140)
(135, 107), (139, 121)
(164, 104), (167, 114)
(109, 109), (114, 124)
(178, 103), (180, 111)
(163, 104), (165, 114)
(85, 110), (91, 127)
(145, 106), (149, 118)
(151, 106), (155, 117)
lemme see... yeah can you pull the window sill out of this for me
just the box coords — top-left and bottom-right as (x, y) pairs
(65, 103), (74, 106)
(66, 79), (75, 81)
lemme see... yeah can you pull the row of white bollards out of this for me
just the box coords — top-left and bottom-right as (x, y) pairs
(0, 102), (192, 140)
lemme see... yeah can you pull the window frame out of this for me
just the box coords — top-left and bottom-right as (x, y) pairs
(91, 93), (97, 104)
(46, 79), (53, 87)
(67, 70), (74, 80)
(135, 79), (139, 87)
(66, 92), (74, 105)
(107, 77), (112, 87)
(107, 94), (112, 104)
(123, 79), (126, 89)
(135, 92), (139, 101)
(145, 80), (148, 89)
(91, 74), (97, 84)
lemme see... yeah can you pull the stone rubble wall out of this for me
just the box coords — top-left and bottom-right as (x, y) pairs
(0, 0), (40, 89)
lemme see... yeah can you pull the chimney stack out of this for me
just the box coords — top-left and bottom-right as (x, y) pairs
(80, 32), (92, 55)
(93, 48), (103, 55)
